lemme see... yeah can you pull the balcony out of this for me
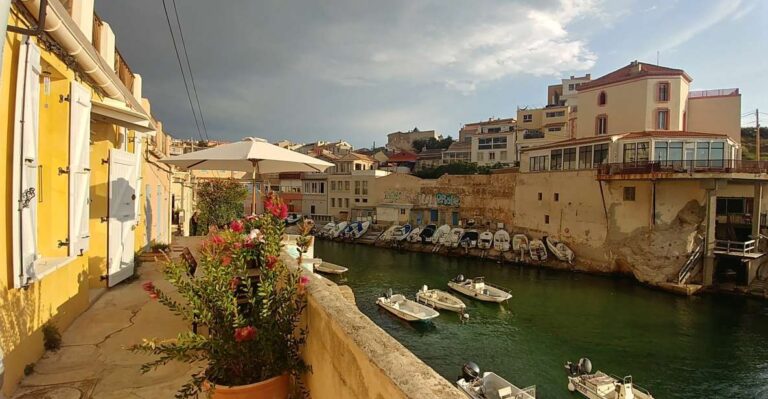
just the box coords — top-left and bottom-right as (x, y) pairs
(523, 130), (544, 139)
(596, 160), (768, 180)
(689, 88), (739, 98)
(114, 48), (136, 93)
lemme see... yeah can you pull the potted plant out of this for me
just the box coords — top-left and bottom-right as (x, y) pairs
(131, 193), (310, 398)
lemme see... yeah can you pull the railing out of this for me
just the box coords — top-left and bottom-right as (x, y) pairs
(597, 160), (768, 177)
(523, 130), (544, 139)
(678, 238), (704, 284)
(715, 239), (756, 255)
(92, 13), (104, 52)
(689, 88), (739, 98)
(114, 49), (136, 93)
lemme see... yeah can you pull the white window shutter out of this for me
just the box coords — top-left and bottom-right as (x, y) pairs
(11, 37), (41, 288)
(133, 135), (143, 224)
(69, 81), (92, 256)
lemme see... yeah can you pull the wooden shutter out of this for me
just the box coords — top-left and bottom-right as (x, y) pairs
(133, 135), (143, 224)
(69, 81), (92, 256)
(11, 37), (41, 288)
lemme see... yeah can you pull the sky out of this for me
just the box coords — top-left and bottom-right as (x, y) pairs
(95, 0), (768, 148)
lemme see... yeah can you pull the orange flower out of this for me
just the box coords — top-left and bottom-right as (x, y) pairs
(234, 326), (256, 342)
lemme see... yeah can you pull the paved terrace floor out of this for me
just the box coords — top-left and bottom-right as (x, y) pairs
(12, 237), (203, 399)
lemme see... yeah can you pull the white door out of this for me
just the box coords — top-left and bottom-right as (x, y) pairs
(108, 149), (138, 287)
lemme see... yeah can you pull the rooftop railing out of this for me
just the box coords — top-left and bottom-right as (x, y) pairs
(689, 88), (739, 98)
(114, 48), (135, 93)
(597, 160), (768, 178)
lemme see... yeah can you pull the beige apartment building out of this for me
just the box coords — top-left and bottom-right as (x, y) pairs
(466, 117), (517, 166)
(328, 170), (391, 220)
(387, 128), (440, 152)
(301, 173), (330, 222)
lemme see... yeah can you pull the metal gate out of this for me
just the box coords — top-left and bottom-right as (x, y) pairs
(108, 149), (138, 287)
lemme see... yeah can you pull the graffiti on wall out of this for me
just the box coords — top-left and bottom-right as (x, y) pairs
(435, 192), (460, 207)
(384, 190), (403, 202)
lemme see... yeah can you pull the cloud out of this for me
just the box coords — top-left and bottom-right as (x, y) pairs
(657, 0), (744, 52)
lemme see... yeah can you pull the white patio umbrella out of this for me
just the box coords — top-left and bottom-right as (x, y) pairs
(161, 137), (333, 214)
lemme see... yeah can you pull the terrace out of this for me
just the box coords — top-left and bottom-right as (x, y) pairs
(596, 160), (768, 181)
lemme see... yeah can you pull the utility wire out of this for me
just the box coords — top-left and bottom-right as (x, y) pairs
(172, 0), (209, 141)
(162, 0), (204, 142)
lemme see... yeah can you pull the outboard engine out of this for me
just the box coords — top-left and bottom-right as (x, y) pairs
(421, 285), (428, 292)
(578, 358), (592, 374)
(461, 362), (481, 382)
(385, 288), (393, 299)
(454, 274), (465, 283)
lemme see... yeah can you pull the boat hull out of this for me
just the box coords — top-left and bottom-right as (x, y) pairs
(416, 291), (466, 313)
(448, 281), (511, 303)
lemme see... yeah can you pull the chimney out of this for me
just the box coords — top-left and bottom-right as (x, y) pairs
(586, 73), (591, 79)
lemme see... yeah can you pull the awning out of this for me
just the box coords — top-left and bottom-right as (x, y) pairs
(91, 98), (156, 134)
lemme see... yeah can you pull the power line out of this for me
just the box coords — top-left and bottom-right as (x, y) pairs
(162, 0), (204, 142)
(172, 0), (209, 141)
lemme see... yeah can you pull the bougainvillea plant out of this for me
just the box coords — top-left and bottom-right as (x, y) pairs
(131, 193), (309, 398)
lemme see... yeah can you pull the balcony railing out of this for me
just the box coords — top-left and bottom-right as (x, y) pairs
(114, 49), (135, 93)
(597, 160), (768, 177)
(92, 13), (104, 53)
(689, 88), (739, 98)
(715, 239), (756, 255)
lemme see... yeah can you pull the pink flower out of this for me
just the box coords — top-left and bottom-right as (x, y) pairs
(234, 326), (256, 342)
(222, 256), (232, 266)
(299, 275), (310, 287)
(148, 292), (159, 300)
(230, 220), (244, 233)
(243, 238), (255, 248)
(210, 235), (224, 246)
(142, 281), (155, 292)
(266, 255), (278, 270)
(233, 242), (242, 250)
(248, 229), (264, 243)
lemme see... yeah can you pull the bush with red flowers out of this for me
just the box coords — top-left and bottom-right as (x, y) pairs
(130, 192), (310, 398)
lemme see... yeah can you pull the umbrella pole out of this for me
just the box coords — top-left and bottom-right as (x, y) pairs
(251, 167), (257, 215)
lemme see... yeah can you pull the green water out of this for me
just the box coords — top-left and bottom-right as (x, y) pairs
(315, 240), (768, 399)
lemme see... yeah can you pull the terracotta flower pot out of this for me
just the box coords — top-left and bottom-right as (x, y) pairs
(207, 374), (289, 399)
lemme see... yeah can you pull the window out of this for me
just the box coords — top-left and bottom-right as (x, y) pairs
(717, 197), (746, 215)
(344, 181), (350, 191)
(544, 215), (550, 224)
(668, 142), (683, 161)
(530, 155), (548, 172)
(551, 149), (563, 170)
(362, 180), (368, 195)
(363, 198), (368, 203)
(320, 182), (325, 193)
(578, 146), (593, 169)
(655, 142), (668, 162)
(656, 109), (669, 130)
(331, 198), (336, 207)
(400, 208), (406, 215)
(331, 181), (337, 191)
(658, 82), (669, 102)
(596, 115), (607, 135)
(500, 151), (507, 160)
(696, 142), (710, 167)
(568, 83), (575, 91)
(563, 147), (576, 170)
(548, 127), (562, 132)
(523, 114), (533, 122)
(598, 91), (607, 106)
(487, 127), (501, 133)
(593, 143), (609, 166)
(623, 187), (636, 201)
(545, 111), (565, 118)
(623, 142), (649, 163)
(710, 142), (725, 167)
(538, 193), (543, 201)
(489, 152), (496, 161)
(554, 193), (559, 202)
(345, 198), (349, 208)
(478, 136), (507, 150)
(355, 180), (361, 195)
(355, 198), (360, 203)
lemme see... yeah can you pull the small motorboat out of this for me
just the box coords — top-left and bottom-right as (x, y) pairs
(546, 236), (574, 263)
(406, 227), (422, 243)
(378, 225), (399, 242)
(432, 224), (452, 244)
(529, 239), (547, 262)
(478, 231), (494, 250)
(285, 213), (302, 225)
(318, 222), (335, 238)
(446, 228), (465, 248)
(330, 221), (348, 239)
(415, 285), (466, 313)
(392, 224), (413, 241)
(376, 290), (440, 322)
(565, 358), (654, 399)
(314, 261), (348, 275)
(419, 224), (437, 243)
(448, 275), (511, 303)
(460, 230), (480, 249)
(512, 234), (529, 253)
(352, 221), (370, 240)
(493, 229), (511, 252)
(457, 362), (536, 399)
(339, 222), (357, 239)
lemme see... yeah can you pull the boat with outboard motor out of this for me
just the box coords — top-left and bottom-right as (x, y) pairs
(318, 222), (335, 238)
(406, 227), (422, 243)
(378, 225), (399, 242)
(392, 224), (413, 241)
(493, 229), (511, 252)
(419, 224), (437, 243)
(529, 239), (547, 262)
(565, 358), (654, 399)
(415, 285), (466, 313)
(432, 224), (452, 244)
(512, 234), (529, 254)
(285, 212), (302, 225)
(446, 228), (465, 248)
(448, 275), (512, 303)
(339, 222), (356, 239)
(460, 230), (480, 249)
(546, 236), (574, 263)
(456, 362), (536, 399)
(330, 221), (348, 239)
(350, 221), (370, 240)
(478, 231), (494, 250)
(376, 289), (440, 322)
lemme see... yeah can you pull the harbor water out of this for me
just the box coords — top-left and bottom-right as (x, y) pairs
(315, 240), (768, 398)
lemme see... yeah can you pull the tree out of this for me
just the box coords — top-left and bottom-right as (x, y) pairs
(741, 127), (768, 160)
(414, 161), (504, 179)
(412, 136), (454, 152)
(195, 180), (248, 234)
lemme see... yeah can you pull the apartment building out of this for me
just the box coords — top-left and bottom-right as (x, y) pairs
(416, 148), (445, 171)
(466, 118), (517, 166)
(442, 141), (472, 164)
(301, 173), (330, 221)
(328, 170), (391, 220)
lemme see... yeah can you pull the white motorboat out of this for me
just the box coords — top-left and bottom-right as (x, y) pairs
(378, 225), (399, 242)
(415, 285), (466, 313)
(285, 213), (302, 225)
(512, 234), (529, 253)
(419, 224), (437, 243)
(460, 230), (480, 249)
(392, 224), (413, 241)
(339, 222), (356, 239)
(478, 231), (494, 250)
(351, 221), (370, 240)
(432, 224), (452, 244)
(314, 261), (348, 274)
(448, 275), (512, 303)
(330, 221), (348, 239)
(457, 362), (536, 399)
(318, 222), (335, 238)
(406, 227), (422, 243)
(493, 229), (511, 252)
(376, 291), (440, 322)
(446, 228), (465, 248)
(565, 358), (654, 399)
(546, 236), (575, 263)
(529, 239), (547, 262)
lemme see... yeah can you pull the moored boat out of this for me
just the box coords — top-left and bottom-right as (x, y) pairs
(376, 290), (440, 322)
(285, 212), (302, 225)
(493, 229), (511, 252)
(478, 231), (494, 250)
(330, 221), (348, 239)
(378, 225), (399, 242)
(565, 358), (654, 399)
(512, 234), (529, 253)
(318, 222), (335, 238)
(314, 261), (348, 274)
(415, 285), (466, 313)
(392, 224), (413, 241)
(446, 227), (465, 248)
(529, 239), (547, 262)
(352, 221), (370, 240)
(419, 224), (437, 243)
(460, 230), (480, 249)
(448, 275), (512, 302)
(406, 227), (422, 243)
(546, 236), (574, 263)
(339, 222), (356, 239)
(457, 362), (536, 399)
(432, 224), (452, 244)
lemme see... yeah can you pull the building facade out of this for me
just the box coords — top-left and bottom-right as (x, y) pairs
(466, 118), (517, 166)
(387, 128), (439, 152)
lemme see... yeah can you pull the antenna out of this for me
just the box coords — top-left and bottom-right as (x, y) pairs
(656, 50), (660, 65)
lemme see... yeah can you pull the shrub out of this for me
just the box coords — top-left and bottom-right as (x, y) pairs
(195, 179), (248, 235)
(42, 322), (61, 351)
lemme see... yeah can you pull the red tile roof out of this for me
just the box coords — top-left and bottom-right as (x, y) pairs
(387, 151), (418, 162)
(577, 61), (692, 91)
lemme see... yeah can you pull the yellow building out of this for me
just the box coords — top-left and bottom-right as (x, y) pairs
(0, 1), (174, 394)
